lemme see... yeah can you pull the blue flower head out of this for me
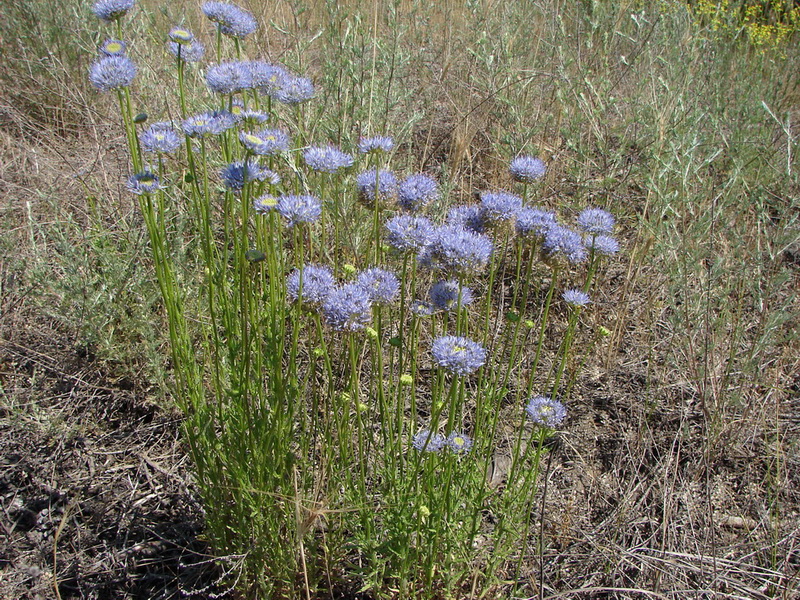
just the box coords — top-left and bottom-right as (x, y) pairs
(426, 225), (493, 277)
(303, 146), (354, 174)
(127, 171), (161, 195)
(169, 40), (205, 62)
(412, 429), (446, 452)
(510, 155), (547, 183)
(358, 136), (394, 154)
(93, 0), (134, 22)
(516, 207), (557, 240)
(398, 174), (439, 212)
(232, 106), (270, 124)
(525, 396), (567, 428)
(273, 75), (315, 104)
(480, 191), (523, 226)
(287, 264), (336, 305)
(168, 27), (194, 43)
(447, 205), (485, 234)
(89, 56), (137, 92)
(99, 39), (126, 57)
(562, 288), (590, 307)
(202, 2), (257, 38)
(183, 110), (236, 137)
(240, 129), (290, 155)
(276, 194), (321, 227)
(140, 124), (182, 154)
(447, 431), (473, 454)
(249, 61), (288, 95)
(207, 61), (252, 94)
(221, 160), (279, 192)
(431, 335), (486, 376)
(577, 207), (615, 235)
(356, 169), (398, 206)
(356, 268), (399, 305)
(429, 280), (474, 312)
(323, 283), (373, 331)
(253, 194), (278, 214)
(384, 215), (435, 253)
(588, 234), (620, 256)
(542, 225), (588, 265)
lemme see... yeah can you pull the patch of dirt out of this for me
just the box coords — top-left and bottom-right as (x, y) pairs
(0, 311), (220, 600)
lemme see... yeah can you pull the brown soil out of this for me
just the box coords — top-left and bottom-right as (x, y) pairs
(0, 310), (219, 600)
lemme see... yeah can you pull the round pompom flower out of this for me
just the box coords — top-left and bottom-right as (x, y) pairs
(542, 225), (588, 264)
(249, 61), (288, 95)
(240, 129), (290, 156)
(431, 335), (486, 376)
(140, 124), (182, 154)
(412, 429), (446, 452)
(577, 207), (615, 235)
(183, 110), (235, 137)
(480, 191), (523, 226)
(446, 205), (485, 234)
(287, 264), (336, 305)
(169, 40), (205, 62)
(207, 61), (252, 94)
(516, 207), (557, 240)
(356, 268), (399, 304)
(92, 0), (134, 22)
(427, 225), (493, 277)
(168, 27), (194, 43)
(398, 174), (439, 212)
(202, 2), (257, 38)
(99, 39), (126, 57)
(253, 194), (278, 214)
(323, 283), (373, 331)
(221, 160), (279, 192)
(447, 431), (473, 454)
(358, 136), (394, 154)
(429, 280), (474, 312)
(356, 169), (398, 206)
(562, 288), (590, 307)
(303, 146), (354, 174)
(525, 396), (567, 428)
(127, 171), (161, 195)
(272, 75), (315, 104)
(89, 56), (137, 92)
(384, 215), (435, 253)
(233, 107), (270, 125)
(588, 234), (620, 256)
(276, 194), (321, 227)
(510, 155), (547, 183)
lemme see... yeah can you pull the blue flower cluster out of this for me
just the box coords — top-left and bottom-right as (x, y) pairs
(92, 0), (134, 22)
(431, 335), (486, 376)
(356, 169), (398, 206)
(89, 56), (137, 91)
(398, 174), (439, 212)
(525, 396), (567, 428)
(276, 195), (321, 227)
(202, 1), (257, 38)
(221, 160), (279, 192)
(509, 155), (547, 183)
(303, 146), (354, 174)
(240, 129), (291, 155)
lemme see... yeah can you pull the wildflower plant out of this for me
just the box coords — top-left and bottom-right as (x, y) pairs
(90, 3), (623, 598)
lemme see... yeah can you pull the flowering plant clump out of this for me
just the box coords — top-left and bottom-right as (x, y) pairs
(88, 3), (623, 597)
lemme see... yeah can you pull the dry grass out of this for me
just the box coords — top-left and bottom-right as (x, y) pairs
(1, 0), (798, 598)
